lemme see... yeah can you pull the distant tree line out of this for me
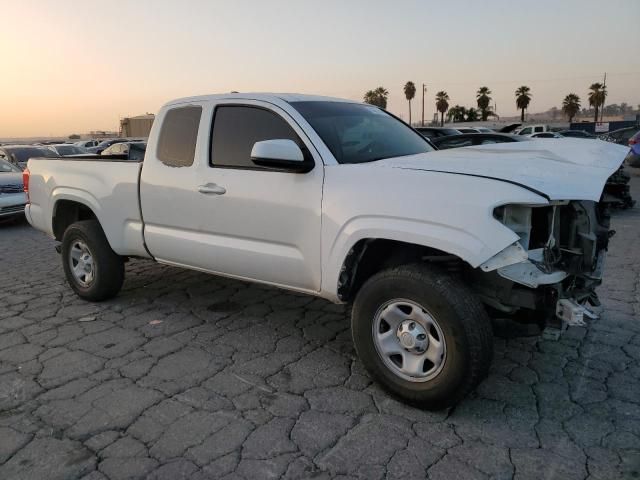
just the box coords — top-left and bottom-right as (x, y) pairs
(362, 79), (635, 125)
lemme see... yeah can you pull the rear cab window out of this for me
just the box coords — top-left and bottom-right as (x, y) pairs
(157, 105), (202, 167)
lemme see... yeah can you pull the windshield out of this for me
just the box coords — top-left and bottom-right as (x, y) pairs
(290, 101), (433, 164)
(0, 159), (21, 172)
(6, 147), (57, 162)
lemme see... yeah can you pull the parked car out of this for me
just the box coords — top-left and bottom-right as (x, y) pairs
(529, 132), (565, 139)
(87, 138), (129, 154)
(431, 133), (529, 149)
(34, 140), (68, 146)
(0, 158), (27, 221)
(470, 127), (495, 133)
(0, 145), (57, 170)
(601, 167), (635, 209)
(599, 127), (639, 145)
(48, 144), (90, 156)
(498, 123), (522, 133)
(514, 124), (550, 135)
(558, 130), (596, 139)
(456, 127), (481, 134)
(626, 130), (640, 168)
(100, 141), (147, 161)
(414, 127), (461, 139)
(74, 140), (101, 149)
(24, 93), (629, 409)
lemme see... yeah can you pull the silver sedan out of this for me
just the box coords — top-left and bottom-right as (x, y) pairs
(0, 159), (27, 220)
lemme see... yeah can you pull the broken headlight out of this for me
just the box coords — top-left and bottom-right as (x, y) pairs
(494, 203), (564, 272)
(493, 204), (534, 249)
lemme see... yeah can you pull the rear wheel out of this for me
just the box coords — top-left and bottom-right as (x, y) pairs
(351, 263), (493, 409)
(61, 220), (124, 301)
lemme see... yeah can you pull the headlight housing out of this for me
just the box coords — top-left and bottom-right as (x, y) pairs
(493, 204), (533, 249)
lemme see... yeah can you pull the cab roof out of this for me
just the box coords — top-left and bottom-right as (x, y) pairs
(165, 92), (358, 107)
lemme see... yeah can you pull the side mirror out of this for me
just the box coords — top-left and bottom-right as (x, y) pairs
(250, 139), (312, 173)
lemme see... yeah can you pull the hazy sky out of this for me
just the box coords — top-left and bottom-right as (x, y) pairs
(1, 0), (638, 137)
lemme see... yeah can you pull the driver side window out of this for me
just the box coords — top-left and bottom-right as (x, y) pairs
(210, 105), (308, 169)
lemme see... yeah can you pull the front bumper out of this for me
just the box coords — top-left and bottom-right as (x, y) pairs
(475, 200), (610, 326)
(0, 192), (27, 218)
(496, 248), (605, 289)
(0, 203), (26, 218)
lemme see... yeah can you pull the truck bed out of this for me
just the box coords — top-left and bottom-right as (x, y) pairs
(25, 157), (149, 258)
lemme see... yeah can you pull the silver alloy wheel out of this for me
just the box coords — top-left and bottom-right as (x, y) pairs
(372, 299), (447, 382)
(69, 240), (95, 287)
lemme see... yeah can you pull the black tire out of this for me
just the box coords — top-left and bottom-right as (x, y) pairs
(61, 220), (124, 301)
(351, 263), (493, 410)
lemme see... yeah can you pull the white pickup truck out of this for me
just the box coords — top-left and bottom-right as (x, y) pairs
(514, 124), (550, 135)
(24, 93), (628, 408)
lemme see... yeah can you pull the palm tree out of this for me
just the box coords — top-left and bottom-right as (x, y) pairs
(375, 87), (389, 109)
(588, 83), (606, 122)
(404, 81), (416, 124)
(466, 108), (479, 122)
(480, 105), (498, 119)
(476, 86), (492, 121)
(363, 90), (377, 106)
(447, 105), (467, 122)
(435, 91), (450, 127)
(363, 87), (389, 109)
(515, 86), (532, 122)
(562, 93), (581, 123)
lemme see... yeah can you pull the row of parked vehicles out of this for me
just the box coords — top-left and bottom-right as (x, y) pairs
(417, 124), (639, 162)
(0, 138), (147, 168)
(3, 123), (638, 222)
(3, 122), (638, 222)
(0, 138), (146, 221)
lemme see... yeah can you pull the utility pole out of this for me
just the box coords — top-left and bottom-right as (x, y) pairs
(421, 84), (427, 126)
(601, 72), (606, 123)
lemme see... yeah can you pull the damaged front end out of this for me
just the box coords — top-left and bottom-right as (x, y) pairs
(472, 200), (614, 329)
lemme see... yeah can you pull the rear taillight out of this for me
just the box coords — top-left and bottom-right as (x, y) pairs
(23, 168), (30, 202)
(630, 139), (638, 146)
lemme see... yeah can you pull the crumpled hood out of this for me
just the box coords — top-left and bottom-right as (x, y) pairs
(375, 139), (629, 201)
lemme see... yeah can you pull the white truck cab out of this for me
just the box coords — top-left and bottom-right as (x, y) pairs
(24, 93), (628, 409)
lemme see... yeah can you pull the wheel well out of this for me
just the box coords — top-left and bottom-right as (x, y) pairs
(52, 200), (97, 241)
(337, 239), (464, 301)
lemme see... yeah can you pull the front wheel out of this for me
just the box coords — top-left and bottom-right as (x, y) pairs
(351, 264), (493, 410)
(61, 220), (124, 301)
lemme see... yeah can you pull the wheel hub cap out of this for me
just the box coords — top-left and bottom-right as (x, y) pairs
(372, 299), (447, 383)
(397, 320), (429, 353)
(69, 240), (95, 287)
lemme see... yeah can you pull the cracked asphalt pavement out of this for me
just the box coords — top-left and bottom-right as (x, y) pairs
(0, 176), (639, 480)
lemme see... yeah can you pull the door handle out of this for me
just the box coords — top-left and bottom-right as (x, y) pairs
(198, 183), (226, 195)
